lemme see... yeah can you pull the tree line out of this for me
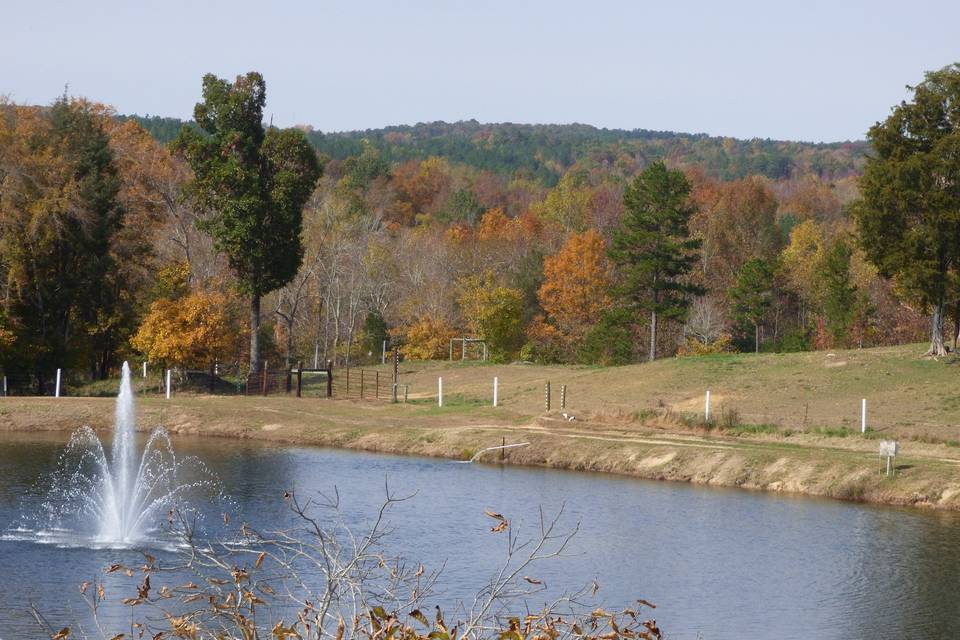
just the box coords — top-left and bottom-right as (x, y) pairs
(1, 65), (958, 388)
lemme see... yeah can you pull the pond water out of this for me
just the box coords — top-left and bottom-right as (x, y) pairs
(2, 430), (960, 639)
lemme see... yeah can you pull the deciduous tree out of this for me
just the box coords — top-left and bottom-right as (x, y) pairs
(174, 72), (321, 374)
(536, 229), (612, 356)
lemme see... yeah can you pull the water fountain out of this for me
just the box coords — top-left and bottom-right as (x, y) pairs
(22, 362), (218, 547)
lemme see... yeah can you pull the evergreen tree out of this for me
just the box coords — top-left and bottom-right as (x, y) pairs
(820, 239), (860, 345)
(174, 72), (321, 374)
(609, 162), (704, 361)
(728, 258), (774, 353)
(853, 63), (960, 356)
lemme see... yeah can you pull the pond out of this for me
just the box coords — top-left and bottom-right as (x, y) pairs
(2, 429), (960, 639)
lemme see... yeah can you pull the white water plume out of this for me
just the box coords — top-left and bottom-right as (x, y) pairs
(21, 362), (220, 547)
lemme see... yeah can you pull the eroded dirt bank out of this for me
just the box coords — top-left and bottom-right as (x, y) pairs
(5, 396), (960, 512)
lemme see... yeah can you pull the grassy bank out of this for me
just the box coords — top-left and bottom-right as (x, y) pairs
(5, 343), (960, 511)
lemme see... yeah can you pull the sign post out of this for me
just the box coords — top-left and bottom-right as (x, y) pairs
(879, 440), (899, 476)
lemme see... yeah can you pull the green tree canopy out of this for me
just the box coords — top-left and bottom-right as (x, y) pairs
(728, 258), (775, 353)
(853, 63), (960, 356)
(609, 161), (704, 361)
(173, 72), (321, 373)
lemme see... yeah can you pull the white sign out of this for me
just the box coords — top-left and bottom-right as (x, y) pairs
(879, 440), (899, 457)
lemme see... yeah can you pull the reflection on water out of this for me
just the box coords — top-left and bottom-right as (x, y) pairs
(2, 430), (960, 639)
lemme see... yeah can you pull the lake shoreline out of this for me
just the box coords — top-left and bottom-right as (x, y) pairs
(5, 395), (960, 513)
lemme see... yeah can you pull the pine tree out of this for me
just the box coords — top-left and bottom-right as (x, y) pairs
(728, 258), (774, 353)
(820, 239), (861, 345)
(609, 162), (704, 361)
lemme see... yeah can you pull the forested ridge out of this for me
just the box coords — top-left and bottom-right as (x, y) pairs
(4, 64), (959, 391)
(123, 115), (869, 184)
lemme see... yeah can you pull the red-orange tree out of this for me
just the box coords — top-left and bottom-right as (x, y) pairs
(531, 229), (612, 359)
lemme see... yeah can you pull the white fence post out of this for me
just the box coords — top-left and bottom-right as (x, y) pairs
(705, 390), (711, 422)
(381, 340), (387, 365)
(55, 368), (61, 398)
(166, 369), (172, 400)
(493, 376), (499, 407)
(3, 375), (7, 396)
(861, 398), (867, 433)
(438, 377), (443, 408)
(143, 361), (147, 378)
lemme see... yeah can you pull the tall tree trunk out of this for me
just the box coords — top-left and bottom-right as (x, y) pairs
(285, 316), (294, 369)
(927, 299), (947, 357)
(250, 293), (261, 375)
(755, 323), (760, 353)
(649, 309), (657, 362)
(952, 300), (960, 352)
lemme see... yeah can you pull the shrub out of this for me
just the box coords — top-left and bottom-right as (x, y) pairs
(131, 290), (241, 369)
(394, 316), (458, 360)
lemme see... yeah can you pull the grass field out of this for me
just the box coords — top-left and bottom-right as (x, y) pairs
(6, 342), (960, 511)
(379, 342), (960, 441)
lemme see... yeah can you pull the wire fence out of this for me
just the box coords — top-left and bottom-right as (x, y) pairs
(0, 363), (392, 402)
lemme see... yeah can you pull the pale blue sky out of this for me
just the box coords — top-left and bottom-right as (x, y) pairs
(2, 0), (957, 142)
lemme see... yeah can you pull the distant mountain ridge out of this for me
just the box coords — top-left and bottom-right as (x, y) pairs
(121, 114), (868, 184)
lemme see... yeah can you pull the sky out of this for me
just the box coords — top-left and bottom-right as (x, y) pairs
(2, 0), (958, 142)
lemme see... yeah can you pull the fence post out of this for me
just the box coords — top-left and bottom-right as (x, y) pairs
(561, 384), (567, 410)
(165, 369), (171, 400)
(861, 398), (867, 433)
(493, 376), (499, 407)
(545, 381), (551, 412)
(55, 368), (61, 398)
(392, 347), (399, 403)
(438, 377), (443, 407)
(375, 371), (379, 399)
(143, 361), (147, 378)
(2, 375), (6, 397)
(261, 361), (268, 396)
(285, 367), (292, 394)
(382, 340), (387, 365)
(705, 390), (711, 422)
(360, 369), (365, 399)
(296, 361), (303, 398)
(326, 365), (333, 399)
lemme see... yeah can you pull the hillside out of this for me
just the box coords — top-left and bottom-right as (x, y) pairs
(122, 115), (869, 184)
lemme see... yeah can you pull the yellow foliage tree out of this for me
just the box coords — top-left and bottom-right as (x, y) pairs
(394, 316), (458, 361)
(131, 291), (240, 368)
(457, 273), (525, 362)
(781, 219), (826, 306)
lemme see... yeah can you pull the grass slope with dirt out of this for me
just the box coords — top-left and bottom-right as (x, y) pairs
(5, 343), (960, 511)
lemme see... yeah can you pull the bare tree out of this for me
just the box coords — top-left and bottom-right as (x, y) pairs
(43, 490), (663, 640)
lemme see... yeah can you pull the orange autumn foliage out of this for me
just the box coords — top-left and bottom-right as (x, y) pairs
(535, 229), (613, 352)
